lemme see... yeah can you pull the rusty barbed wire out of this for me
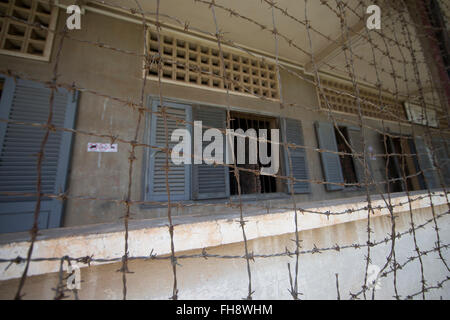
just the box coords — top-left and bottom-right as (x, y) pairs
(0, 0), (448, 300)
(210, 0), (254, 300)
(1, 6), (446, 126)
(1, 209), (448, 263)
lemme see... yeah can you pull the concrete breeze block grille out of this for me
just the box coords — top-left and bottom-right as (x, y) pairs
(148, 30), (280, 100)
(0, 0), (57, 61)
(318, 77), (408, 122)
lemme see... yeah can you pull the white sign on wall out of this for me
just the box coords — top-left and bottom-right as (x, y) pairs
(87, 143), (118, 152)
(404, 102), (438, 127)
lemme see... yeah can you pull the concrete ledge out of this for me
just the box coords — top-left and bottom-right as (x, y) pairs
(0, 190), (448, 280)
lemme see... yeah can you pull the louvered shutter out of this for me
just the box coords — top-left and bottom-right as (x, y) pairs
(415, 137), (439, 189)
(314, 121), (344, 191)
(347, 127), (374, 190)
(147, 101), (191, 201)
(407, 138), (426, 190)
(282, 118), (310, 193)
(0, 77), (78, 233)
(383, 134), (405, 191)
(192, 106), (229, 200)
(431, 138), (450, 187)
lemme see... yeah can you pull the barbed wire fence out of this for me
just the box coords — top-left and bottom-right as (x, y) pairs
(0, 0), (449, 300)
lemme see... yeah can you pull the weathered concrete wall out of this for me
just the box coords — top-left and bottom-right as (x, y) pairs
(0, 204), (448, 299)
(0, 8), (428, 227)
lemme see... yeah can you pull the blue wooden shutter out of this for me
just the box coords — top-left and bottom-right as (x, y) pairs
(384, 135), (405, 191)
(315, 121), (344, 191)
(192, 106), (229, 200)
(147, 101), (191, 202)
(347, 126), (374, 189)
(282, 118), (310, 193)
(407, 138), (426, 190)
(415, 137), (439, 189)
(0, 76), (78, 233)
(431, 138), (450, 187)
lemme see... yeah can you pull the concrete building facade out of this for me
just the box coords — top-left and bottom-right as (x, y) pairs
(0, 0), (448, 299)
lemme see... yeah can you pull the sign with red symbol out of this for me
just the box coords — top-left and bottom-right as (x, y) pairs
(87, 143), (118, 152)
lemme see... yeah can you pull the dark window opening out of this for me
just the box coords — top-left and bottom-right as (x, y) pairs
(385, 136), (424, 193)
(335, 126), (358, 185)
(228, 112), (278, 195)
(386, 137), (405, 193)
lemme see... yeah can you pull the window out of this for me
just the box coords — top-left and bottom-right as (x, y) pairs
(145, 99), (311, 203)
(411, 136), (443, 191)
(315, 121), (371, 191)
(0, 0), (58, 61)
(384, 135), (422, 192)
(382, 133), (450, 192)
(228, 112), (278, 195)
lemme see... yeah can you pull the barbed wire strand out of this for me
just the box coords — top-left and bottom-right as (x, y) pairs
(0, 0), (447, 300)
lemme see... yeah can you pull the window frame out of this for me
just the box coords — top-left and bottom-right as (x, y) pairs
(316, 121), (371, 192)
(142, 96), (301, 206)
